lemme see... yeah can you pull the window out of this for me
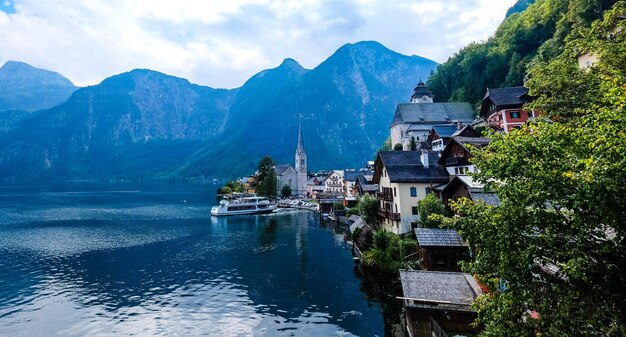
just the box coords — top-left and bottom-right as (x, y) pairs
(393, 187), (397, 197)
(411, 206), (418, 215)
(410, 187), (417, 197)
(510, 110), (520, 119)
(425, 187), (431, 195)
(300, 159), (305, 165)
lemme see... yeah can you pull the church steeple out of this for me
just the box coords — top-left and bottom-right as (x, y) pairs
(297, 115), (305, 153)
(295, 115), (307, 196)
(411, 79), (434, 103)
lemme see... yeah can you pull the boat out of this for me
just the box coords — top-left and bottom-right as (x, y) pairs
(211, 194), (277, 216)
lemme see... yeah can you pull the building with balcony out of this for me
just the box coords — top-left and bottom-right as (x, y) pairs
(427, 124), (480, 155)
(372, 151), (449, 234)
(324, 170), (344, 195)
(480, 86), (535, 133)
(438, 136), (491, 177)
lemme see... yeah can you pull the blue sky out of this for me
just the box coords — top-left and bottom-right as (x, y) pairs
(0, 0), (517, 88)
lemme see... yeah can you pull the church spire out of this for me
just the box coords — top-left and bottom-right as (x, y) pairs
(297, 114), (305, 153)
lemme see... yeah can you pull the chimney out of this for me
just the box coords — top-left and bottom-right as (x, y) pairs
(420, 150), (429, 168)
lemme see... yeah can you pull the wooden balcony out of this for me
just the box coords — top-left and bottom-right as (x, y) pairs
(444, 157), (469, 166)
(376, 192), (393, 201)
(378, 208), (401, 220)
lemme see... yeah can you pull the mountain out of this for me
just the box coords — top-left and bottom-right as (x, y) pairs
(506, 0), (535, 17)
(0, 61), (77, 112)
(173, 41), (438, 178)
(0, 69), (236, 179)
(0, 41), (438, 181)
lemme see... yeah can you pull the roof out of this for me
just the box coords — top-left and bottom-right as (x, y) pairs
(399, 270), (483, 309)
(411, 81), (434, 100)
(431, 125), (460, 139)
(415, 228), (467, 247)
(392, 102), (475, 126)
(274, 164), (294, 175)
(454, 136), (491, 147)
(344, 169), (369, 182)
(374, 151), (449, 184)
(451, 125), (480, 138)
(356, 175), (378, 192)
(483, 86), (529, 106)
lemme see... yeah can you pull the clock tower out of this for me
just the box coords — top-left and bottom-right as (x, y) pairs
(410, 79), (434, 103)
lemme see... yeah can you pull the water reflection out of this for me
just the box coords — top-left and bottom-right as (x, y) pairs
(0, 185), (388, 336)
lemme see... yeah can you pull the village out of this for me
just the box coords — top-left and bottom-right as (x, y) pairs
(216, 22), (621, 334)
(220, 77), (541, 337)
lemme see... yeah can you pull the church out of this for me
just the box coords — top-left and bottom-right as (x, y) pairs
(275, 117), (308, 196)
(390, 81), (475, 150)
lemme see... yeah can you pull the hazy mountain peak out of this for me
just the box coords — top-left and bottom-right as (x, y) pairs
(0, 60), (77, 111)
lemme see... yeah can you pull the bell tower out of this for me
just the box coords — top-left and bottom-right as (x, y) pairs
(295, 115), (308, 196)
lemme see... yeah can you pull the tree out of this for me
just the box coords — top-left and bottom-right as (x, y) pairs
(443, 5), (626, 335)
(255, 156), (277, 197)
(281, 184), (292, 198)
(416, 193), (446, 227)
(409, 136), (417, 151)
(353, 194), (380, 228)
(393, 143), (403, 151)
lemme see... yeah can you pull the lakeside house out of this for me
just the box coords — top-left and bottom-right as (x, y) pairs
(390, 81), (475, 150)
(399, 270), (484, 337)
(414, 228), (469, 272)
(372, 151), (449, 234)
(354, 174), (378, 197)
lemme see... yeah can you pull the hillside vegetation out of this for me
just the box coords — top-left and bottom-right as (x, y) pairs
(427, 0), (618, 108)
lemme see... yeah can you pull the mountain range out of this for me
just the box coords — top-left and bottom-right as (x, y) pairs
(0, 41), (438, 181)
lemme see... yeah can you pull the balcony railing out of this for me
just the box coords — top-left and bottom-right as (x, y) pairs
(378, 208), (401, 220)
(376, 192), (393, 201)
(444, 157), (469, 166)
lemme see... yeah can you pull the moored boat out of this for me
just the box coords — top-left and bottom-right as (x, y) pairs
(211, 194), (276, 216)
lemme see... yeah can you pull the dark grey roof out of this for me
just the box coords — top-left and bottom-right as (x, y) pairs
(470, 191), (500, 206)
(411, 81), (434, 100)
(399, 270), (483, 308)
(483, 86), (529, 106)
(392, 102), (475, 126)
(453, 136), (491, 147)
(378, 151), (449, 183)
(344, 170), (366, 182)
(415, 228), (467, 247)
(274, 164), (294, 175)
(432, 125), (459, 138)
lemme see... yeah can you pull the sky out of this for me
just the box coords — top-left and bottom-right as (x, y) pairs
(0, 0), (518, 89)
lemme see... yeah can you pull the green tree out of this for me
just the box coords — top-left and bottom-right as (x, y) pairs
(255, 156), (277, 197)
(409, 136), (417, 150)
(393, 143), (403, 151)
(281, 184), (292, 198)
(416, 193), (446, 227)
(443, 5), (626, 335)
(353, 194), (380, 228)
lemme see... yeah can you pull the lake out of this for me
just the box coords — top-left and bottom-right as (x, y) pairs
(0, 183), (404, 337)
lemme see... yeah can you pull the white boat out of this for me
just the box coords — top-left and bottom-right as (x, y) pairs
(211, 195), (276, 216)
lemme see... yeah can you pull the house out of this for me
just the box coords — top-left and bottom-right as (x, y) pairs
(438, 136), (491, 177)
(274, 164), (297, 196)
(427, 124), (480, 155)
(399, 270), (483, 337)
(414, 228), (469, 272)
(390, 82), (475, 150)
(372, 151), (449, 234)
(479, 87), (535, 133)
(354, 174), (378, 196)
(439, 175), (500, 208)
(324, 170), (344, 195)
(307, 172), (328, 199)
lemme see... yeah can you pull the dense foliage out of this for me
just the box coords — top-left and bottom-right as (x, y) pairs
(362, 231), (417, 272)
(443, 4), (626, 335)
(416, 193), (447, 228)
(350, 194), (380, 228)
(255, 156), (277, 197)
(281, 184), (292, 198)
(428, 0), (618, 108)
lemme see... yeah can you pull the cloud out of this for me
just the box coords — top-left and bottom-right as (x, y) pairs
(0, 0), (517, 88)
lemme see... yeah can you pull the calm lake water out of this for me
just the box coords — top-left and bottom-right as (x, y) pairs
(0, 183), (404, 337)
